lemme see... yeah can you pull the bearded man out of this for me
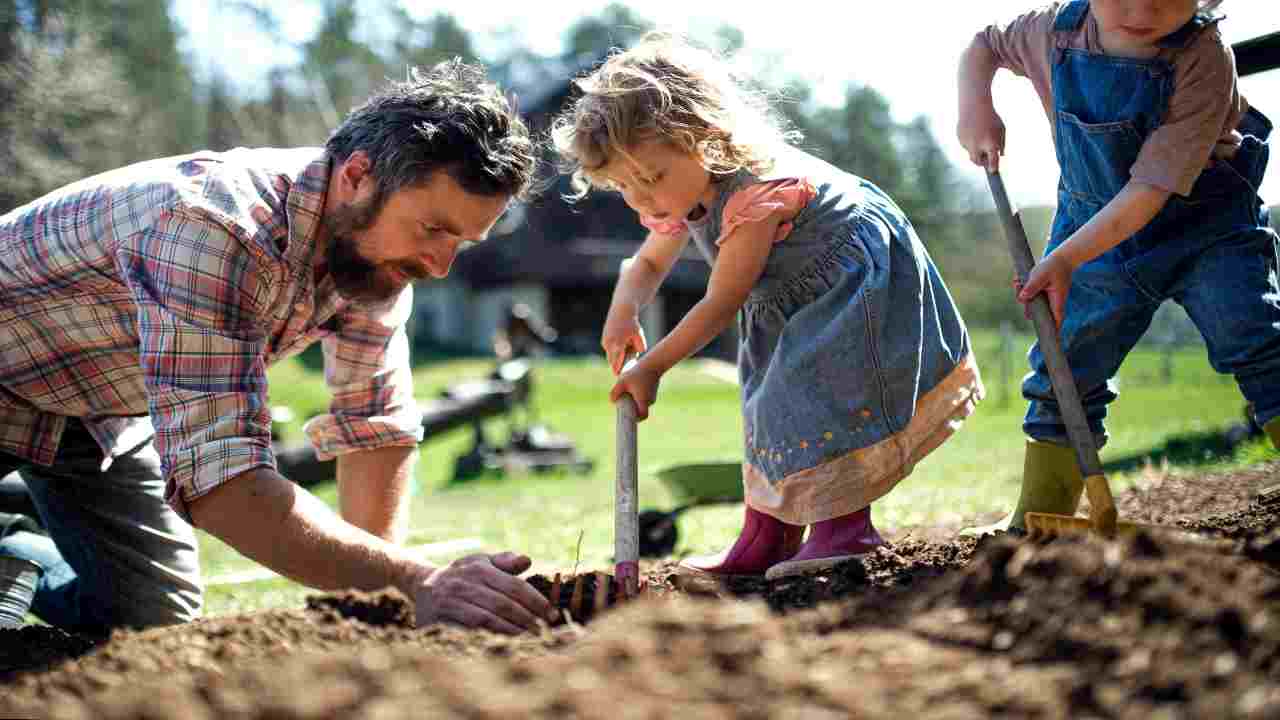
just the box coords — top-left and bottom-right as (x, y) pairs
(0, 60), (555, 635)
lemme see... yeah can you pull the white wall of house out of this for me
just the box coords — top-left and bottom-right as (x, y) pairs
(410, 280), (550, 354)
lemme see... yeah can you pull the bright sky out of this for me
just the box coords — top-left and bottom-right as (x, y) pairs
(174, 1), (1280, 208)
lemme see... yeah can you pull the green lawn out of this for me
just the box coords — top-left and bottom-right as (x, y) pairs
(201, 329), (1276, 615)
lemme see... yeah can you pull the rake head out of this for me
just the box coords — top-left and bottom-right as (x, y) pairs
(546, 571), (652, 624)
(1022, 511), (1237, 555)
(1024, 512), (1137, 539)
(1024, 473), (1123, 539)
(1022, 473), (1199, 541)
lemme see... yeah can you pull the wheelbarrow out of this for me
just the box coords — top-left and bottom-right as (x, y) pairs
(638, 461), (744, 558)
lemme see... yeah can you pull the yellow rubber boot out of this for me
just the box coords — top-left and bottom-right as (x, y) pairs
(962, 439), (1085, 536)
(1266, 416), (1280, 451)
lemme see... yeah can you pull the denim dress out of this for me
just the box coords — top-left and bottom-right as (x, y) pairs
(1023, 0), (1280, 445)
(685, 147), (982, 525)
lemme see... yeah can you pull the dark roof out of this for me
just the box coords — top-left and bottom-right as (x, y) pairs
(452, 231), (710, 293)
(492, 52), (604, 123)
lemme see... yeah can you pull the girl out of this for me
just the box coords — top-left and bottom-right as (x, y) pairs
(552, 34), (983, 580)
(958, 0), (1280, 534)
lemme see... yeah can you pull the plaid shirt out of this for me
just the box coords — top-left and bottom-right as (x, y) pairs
(0, 148), (424, 519)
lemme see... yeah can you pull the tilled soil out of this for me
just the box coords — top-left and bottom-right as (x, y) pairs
(2, 462), (1278, 719)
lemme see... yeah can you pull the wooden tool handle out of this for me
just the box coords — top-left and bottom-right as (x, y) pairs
(987, 172), (1116, 534)
(614, 359), (640, 596)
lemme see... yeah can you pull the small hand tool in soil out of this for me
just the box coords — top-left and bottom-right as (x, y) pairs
(527, 571), (630, 625)
(525, 355), (655, 625)
(523, 378), (654, 624)
(988, 170), (1183, 539)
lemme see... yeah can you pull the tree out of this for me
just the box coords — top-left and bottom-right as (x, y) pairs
(299, 0), (386, 122)
(0, 7), (133, 211)
(817, 87), (906, 195)
(1, 1), (18, 205)
(896, 116), (965, 250)
(206, 71), (239, 152)
(389, 10), (477, 70)
(565, 3), (651, 58)
(79, 0), (199, 157)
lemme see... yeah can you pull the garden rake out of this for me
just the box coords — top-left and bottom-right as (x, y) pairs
(989, 170), (1154, 539)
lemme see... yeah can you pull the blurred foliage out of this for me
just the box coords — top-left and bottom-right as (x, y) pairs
(4, 1), (1263, 334)
(564, 2), (651, 57)
(1, 1), (134, 210)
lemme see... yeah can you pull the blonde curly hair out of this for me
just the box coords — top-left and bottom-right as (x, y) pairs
(551, 33), (800, 200)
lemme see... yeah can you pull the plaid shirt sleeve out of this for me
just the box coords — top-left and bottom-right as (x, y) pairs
(302, 286), (424, 461)
(120, 204), (279, 518)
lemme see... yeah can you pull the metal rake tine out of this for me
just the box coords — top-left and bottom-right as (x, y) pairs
(595, 572), (610, 614)
(570, 575), (586, 618)
(550, 572), (563, 607)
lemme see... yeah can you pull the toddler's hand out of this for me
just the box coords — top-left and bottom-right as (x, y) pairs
(601, 305), (647, 375)
(1017, 253), (1074, 331)
(957, 103), (1006, 172)
(609, 363), (661, 421)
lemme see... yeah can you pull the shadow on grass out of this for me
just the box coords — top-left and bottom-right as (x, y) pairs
(1102, 423), (1258, 475)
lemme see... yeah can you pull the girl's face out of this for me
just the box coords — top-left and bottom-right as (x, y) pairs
(596, 138), (715, 228)
(1091, 0), (1199, 56)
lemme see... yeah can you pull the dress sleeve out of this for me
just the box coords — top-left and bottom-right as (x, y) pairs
(717, 178), (817, 246)
(638, 213), (689, 237)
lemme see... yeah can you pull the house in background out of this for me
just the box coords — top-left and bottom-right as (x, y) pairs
(409, 53), (737, 361)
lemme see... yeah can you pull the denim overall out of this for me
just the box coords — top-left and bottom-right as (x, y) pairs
(685, 146), (973, 487)
(1022, 1), (1280, 444)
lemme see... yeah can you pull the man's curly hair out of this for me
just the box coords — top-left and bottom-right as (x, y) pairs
(326, 59), (537, 210)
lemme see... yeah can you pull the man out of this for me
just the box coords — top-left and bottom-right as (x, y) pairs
(0, 60), (556, 635)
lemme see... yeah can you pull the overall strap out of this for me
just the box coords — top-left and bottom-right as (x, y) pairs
(1053, 1), (1089, 33)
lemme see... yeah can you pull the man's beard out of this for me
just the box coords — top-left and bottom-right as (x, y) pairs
(321, 198), (404, 304)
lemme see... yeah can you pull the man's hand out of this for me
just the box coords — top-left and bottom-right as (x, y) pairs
(406, 552), (556, 634)
(191, 468), (555, 635)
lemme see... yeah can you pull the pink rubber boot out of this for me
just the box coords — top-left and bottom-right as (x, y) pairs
(677, 506), (804, 577)
(764, 507), (885, 580)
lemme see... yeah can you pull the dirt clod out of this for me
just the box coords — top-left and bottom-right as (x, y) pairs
(2, 461), (1278, 719)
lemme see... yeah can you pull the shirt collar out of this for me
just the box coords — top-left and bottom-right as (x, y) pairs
(283, 150), (334, 272)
